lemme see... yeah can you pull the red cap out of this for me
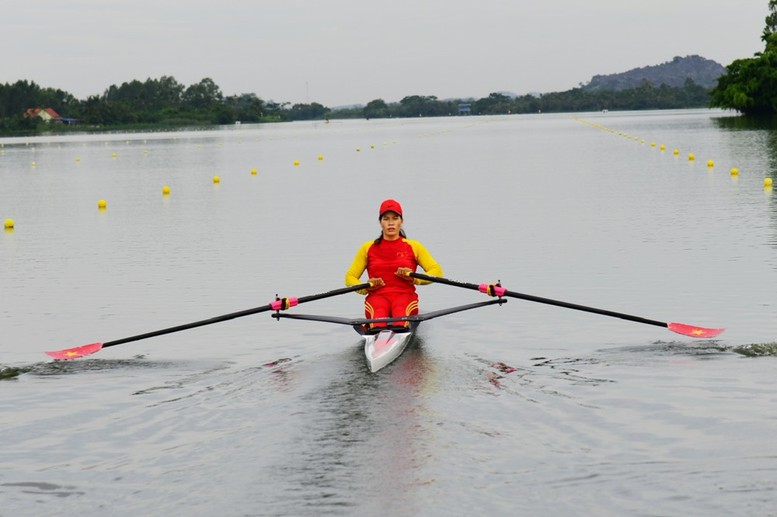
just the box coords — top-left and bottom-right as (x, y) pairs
(379, 199), (403, 218)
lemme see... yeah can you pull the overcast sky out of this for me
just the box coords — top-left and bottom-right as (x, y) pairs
(2, 1), (769, 107)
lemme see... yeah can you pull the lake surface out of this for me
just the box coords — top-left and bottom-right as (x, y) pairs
(1, 110), (776, 516)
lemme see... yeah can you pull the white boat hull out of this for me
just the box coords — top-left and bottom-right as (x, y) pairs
(363, 326), (416, 373)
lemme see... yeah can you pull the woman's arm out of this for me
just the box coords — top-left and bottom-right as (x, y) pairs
(345, 241), (373, 294)
(408, 240), (443, 284)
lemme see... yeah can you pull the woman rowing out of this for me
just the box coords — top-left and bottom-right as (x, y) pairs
(345, 199), (443, 330)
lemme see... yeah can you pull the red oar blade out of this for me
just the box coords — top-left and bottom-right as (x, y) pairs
(667, 322), (725, 338)
(45, 342), (104, 360)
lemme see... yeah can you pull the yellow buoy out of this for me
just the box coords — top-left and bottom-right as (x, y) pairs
(250, 168), (257, 175)
(660, 144), (666, 151)
(706, 160), (714, 167)
(688, 153), (695, 161)
(75, 157), (81, 162)
(651, 142), (656, 148)
(730, 168), (739, 176)
(213, 176), (221, 184)
(31, 161), (37, 167)
(294, 160), (300, 166)
(4, 218), (14, 230)
(765, 177), (773, 188)
(98, 199), (107, 209)
(317, 154), (324, 161)
(162, 186), (171, 195)
(673, 149), (679, 156)
(112, 152), (117, 158)
(356, 148), (361, 152)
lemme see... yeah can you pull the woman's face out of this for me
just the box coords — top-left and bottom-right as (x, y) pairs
(380, 211), (403, 240)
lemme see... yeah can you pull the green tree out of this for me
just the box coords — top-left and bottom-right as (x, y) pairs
(286, 102), (330, 121)
(397, 95), (450, 117)
(710, 1), (777, 115)
(182, 78), (223, 111)
(472, 92), (513, 114)
(363, 98), (389, 118)
(763, 0), (777, 48)
(225, 93), (266, 122)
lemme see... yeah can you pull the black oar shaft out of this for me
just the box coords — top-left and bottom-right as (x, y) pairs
(103, 282), (371, 348)
(409, 272), (667, 329)
(103, 306), (269, 347)
(501, 290), (667, 328)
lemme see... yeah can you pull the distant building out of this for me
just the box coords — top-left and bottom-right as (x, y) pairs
(24, 107), (77, 125)
(458, 103), (471, 115)
(25, 107), (62, 122)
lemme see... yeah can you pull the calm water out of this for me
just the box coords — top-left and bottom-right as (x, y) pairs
(1, 110), (776, 516)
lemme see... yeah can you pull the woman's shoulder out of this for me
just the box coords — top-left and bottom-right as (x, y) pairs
(402, 238), (430, 253)
(402, 237), (425, 247)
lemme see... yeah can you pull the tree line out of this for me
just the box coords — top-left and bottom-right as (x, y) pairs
(0, 76), (286, 133)
(0, 75), (715, 135)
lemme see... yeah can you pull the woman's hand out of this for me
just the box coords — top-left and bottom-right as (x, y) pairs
(395, 267), (414, 283)
(367, 278), (385, 291)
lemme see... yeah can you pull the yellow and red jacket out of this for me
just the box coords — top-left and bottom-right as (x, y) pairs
(345, 238), (443, 295)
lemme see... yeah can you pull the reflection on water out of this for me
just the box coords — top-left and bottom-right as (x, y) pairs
(1, 481), (86, 498)
(268, 338), (434, 515)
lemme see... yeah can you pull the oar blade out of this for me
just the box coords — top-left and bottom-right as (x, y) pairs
(45, 342), (104, 360)
(667, 322), (725, 338)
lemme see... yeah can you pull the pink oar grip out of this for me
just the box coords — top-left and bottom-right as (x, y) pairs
(479, 283), (506, 297)
(270, 297), (299, 311)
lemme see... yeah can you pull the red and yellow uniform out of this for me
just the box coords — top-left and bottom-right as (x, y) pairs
(345, 237), (443, 326)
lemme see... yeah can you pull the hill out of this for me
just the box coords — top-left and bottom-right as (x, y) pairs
(582, 55), (725, 92)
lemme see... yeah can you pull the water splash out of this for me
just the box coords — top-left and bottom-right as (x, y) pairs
(0, 366), (26, 380)
(732, 342), (777, 357)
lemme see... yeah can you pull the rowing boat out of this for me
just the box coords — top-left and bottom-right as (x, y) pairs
(273, 299), (507, 372)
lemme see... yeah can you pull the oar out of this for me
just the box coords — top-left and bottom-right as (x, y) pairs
(45, 283), (372, 360)
(409, 272), (724, 338)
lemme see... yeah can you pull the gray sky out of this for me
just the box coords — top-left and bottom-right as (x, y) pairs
(2, 1), (768, 107)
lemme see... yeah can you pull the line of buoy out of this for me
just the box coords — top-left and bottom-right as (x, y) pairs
(575, 117), (773, 191)
(3, 136), (387, 227)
